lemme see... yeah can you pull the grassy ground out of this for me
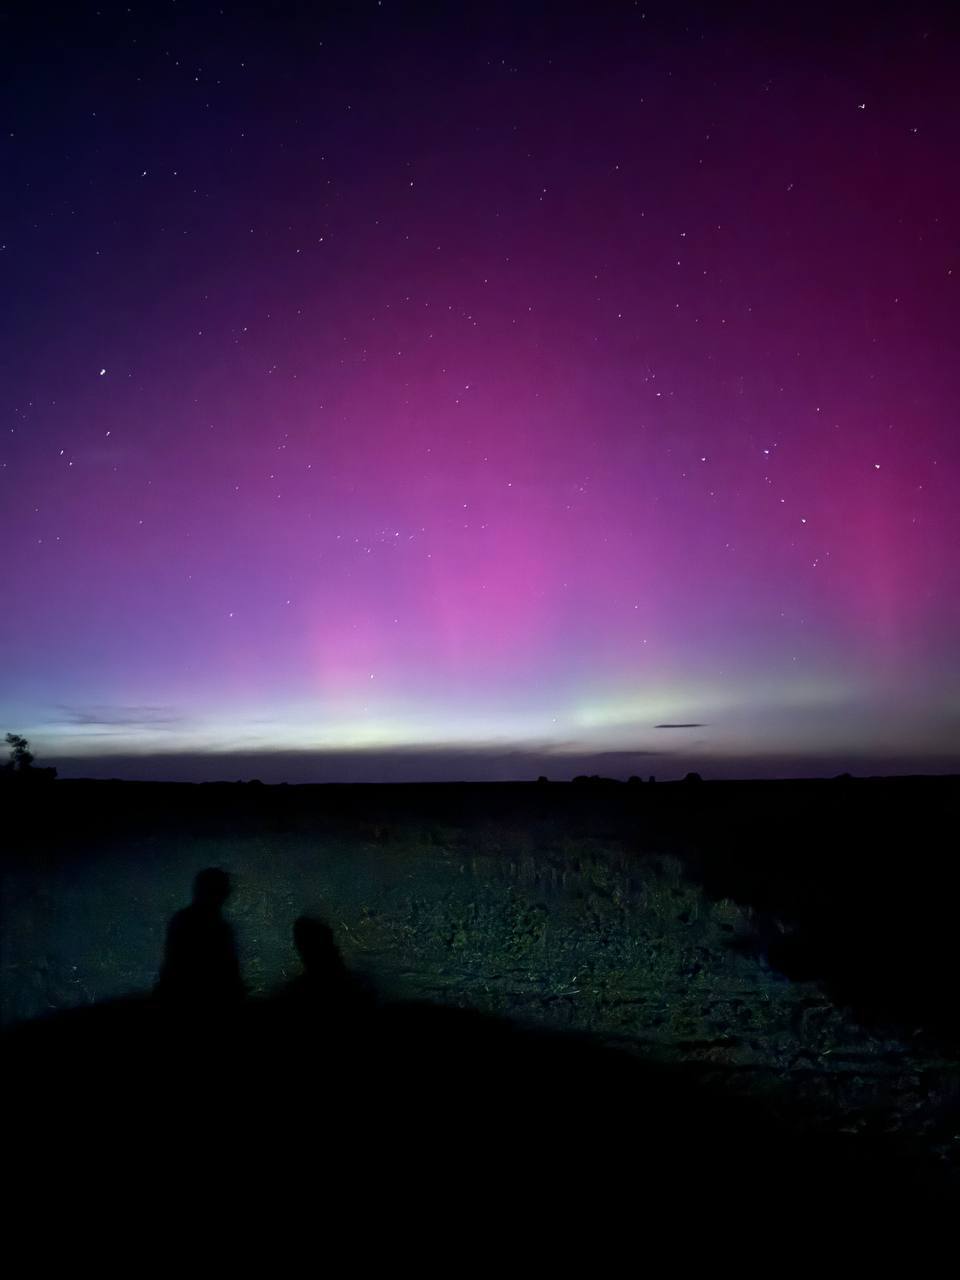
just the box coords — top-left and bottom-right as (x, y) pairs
(2, 776), (958, 1208)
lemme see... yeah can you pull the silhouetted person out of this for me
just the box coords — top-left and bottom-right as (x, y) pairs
(156, 868), (244, 1009)
(285, 916), (353, 1007)
(269, 915), (376, 1087)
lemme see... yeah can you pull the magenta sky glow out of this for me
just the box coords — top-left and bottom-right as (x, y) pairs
(2, 3), (958, 780)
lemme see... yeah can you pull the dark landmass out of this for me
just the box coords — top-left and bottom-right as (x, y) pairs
(2, 774), (958, 1224)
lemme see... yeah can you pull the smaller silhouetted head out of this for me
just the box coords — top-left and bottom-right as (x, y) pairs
(293, 915), (344, 974)
(192, 867), (232, 908)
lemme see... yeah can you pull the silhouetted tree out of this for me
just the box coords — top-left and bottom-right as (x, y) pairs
(3, 733), (56, 781)
(5, 733), (34, 771)
(683, 771), (704, 784)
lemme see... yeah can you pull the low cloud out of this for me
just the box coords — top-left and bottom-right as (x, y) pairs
(52, 705), (184, 730)
(654, 723), (705, 729)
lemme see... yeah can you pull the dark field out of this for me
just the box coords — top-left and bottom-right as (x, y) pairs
(3, 775), (958, 1227)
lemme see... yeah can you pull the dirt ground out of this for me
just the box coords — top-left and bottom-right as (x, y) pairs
(2, 776), (958, 1207)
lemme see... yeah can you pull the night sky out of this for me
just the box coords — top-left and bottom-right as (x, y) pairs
(3, 2), (958, 782)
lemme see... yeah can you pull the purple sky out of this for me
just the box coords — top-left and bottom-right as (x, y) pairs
(2, 2), (958, 781)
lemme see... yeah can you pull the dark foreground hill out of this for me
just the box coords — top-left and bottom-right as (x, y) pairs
(4, 943), (953, 1232)
(2, 774), (958, 1227)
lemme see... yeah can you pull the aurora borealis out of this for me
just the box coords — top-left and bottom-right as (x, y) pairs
(2, 2), (958, 781)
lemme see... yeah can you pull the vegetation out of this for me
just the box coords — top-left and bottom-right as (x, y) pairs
(2, 776), (958, 1194)
(2, 733), (56, 782)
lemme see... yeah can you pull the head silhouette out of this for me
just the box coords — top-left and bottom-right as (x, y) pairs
(293, 916), (341, 974)
(192, 867), (232, 909)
